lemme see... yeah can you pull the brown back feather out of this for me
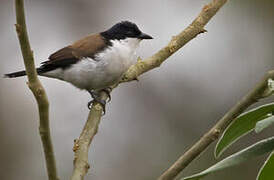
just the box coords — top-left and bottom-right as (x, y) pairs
(43, 33), (107, 66)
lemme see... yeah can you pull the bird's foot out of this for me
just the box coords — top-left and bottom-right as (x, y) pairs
(87, 98), (106, 114)
(88, 90), (99, 99)
(101, 87), (112, 102)
(87, 88), (112, 114)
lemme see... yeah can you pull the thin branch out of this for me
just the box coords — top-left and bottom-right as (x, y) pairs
(71, 92), (109, 180)
(121, 0), (228, 83)
(71, 0), (228, 179)
(15, 0), (59, 180)
(158, 70), (274, 180)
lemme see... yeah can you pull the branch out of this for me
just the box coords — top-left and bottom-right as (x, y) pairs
(71, 92), (109, 180)
(158, 70), (274, 180)
(71, 0), (228, 179)
(15, 1), (59, 180)
(121, 0), (228, 82)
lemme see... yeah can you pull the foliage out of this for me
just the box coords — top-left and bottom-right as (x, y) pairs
(183, 103), (274, 180)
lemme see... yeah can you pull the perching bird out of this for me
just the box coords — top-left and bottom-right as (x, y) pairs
(4, 21), (153, 112)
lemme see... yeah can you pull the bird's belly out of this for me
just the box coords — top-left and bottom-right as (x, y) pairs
(62, 57), (131, 90)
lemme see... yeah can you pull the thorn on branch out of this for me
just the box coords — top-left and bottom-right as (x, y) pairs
(73, 139), (80, 152)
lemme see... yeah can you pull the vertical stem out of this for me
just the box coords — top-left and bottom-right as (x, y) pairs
(15, 0), (59, 179)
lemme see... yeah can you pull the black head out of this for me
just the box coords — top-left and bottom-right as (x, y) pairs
(101, 21), (153, 40)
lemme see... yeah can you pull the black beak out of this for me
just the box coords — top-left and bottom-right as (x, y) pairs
(138, 32), (153, 40)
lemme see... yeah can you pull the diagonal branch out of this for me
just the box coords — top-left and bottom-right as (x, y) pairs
(121, 0), (228, 83)
(158, 70), (274, 180)
(71, 92), (109, 180)
(15, 0), (59, 179)
(71, 0), (228, 179)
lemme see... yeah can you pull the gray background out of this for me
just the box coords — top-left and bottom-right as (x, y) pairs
(1, 0), (274, 179)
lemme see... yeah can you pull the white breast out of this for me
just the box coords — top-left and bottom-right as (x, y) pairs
(42, 38), (141, 90)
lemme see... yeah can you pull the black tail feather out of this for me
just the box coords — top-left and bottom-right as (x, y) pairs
(4, 64), (63, 78)
(4, 70), (27, 78)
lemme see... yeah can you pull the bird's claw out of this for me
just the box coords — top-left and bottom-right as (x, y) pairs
(87, 98), (106, 115)
(102, 88), (112, 102)
(87, 88), (111, 114)
(87, 101), (93, 109)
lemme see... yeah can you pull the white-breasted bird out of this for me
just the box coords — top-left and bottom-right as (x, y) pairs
(4, 21), (153, 112)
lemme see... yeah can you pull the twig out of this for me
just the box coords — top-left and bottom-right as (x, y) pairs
(71, 92), (109, 180)
(15, 0), (59, 179)
(121, 0), (228, 83)
(71, 0), (228, 179)
(158, 70), (274, 180)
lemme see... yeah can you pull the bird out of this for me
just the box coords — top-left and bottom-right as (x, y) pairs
(4, 21), (153, 113)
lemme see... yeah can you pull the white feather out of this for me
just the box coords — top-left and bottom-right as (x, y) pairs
(42, 38), (141, 90)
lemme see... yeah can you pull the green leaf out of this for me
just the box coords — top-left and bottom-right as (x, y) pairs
(183, 137), (274, 180)
(255, 116), (274, 133)
(215, 103), (274, 158)
(257, 151), (274, 180)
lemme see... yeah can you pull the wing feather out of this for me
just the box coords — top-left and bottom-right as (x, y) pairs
(40, 33), (107, 70)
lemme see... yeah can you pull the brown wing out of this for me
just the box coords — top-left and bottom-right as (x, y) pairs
(40, 33), (107, 71)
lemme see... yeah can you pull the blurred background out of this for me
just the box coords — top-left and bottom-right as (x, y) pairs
(1, 0), (274, 179)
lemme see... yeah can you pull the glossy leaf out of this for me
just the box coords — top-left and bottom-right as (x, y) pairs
(215, 103), (274, 158)
(257, 151), (274, 180)
(183, 137), (274, 180)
